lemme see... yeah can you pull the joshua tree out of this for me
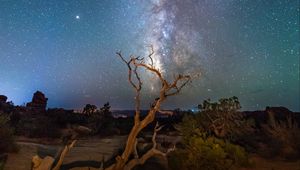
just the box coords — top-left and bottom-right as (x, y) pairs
(105, 47), (191, 170)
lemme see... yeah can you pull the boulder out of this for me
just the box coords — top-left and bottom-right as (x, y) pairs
(73, 125), (92, 135)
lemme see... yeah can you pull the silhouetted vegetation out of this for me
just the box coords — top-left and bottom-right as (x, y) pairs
(88, 102), (116, 135)
(83, 104), (97, 115)
(0, 114), (18, 154)
(16, 115), (61, 138)
(197, 96), (255, 140)
(46, 108), (89, 127)
(0, 91), (300, 170)
(260, 108), (300, 160)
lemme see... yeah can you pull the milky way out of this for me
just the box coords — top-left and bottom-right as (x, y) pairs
(0, 0), (299, 111)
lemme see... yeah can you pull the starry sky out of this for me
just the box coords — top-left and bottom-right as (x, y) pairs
(0, 0), (299, 111)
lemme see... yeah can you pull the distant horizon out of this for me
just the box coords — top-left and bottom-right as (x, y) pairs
(2, 92), (299, 112)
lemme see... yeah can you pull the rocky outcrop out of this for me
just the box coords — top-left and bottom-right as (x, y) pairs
(0, 95), (7, 103)
(26, 91), (48, 112)
(244, 106), (299, 127)
(0, 95), (13, 113)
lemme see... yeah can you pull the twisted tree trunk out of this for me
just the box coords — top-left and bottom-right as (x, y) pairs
(32, 140), (76, 170)
(106, 47), (191, 170)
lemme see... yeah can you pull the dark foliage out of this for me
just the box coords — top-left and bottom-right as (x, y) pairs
(166, 97), (256, 170)
(197, 96), (255, 140)
(46, 108), (88, 127)
(260, 109), (300, 160)
(16, 115), (61, 138)
(0, 99), (14, 115)
(169, 116), (251, 170)
(88, 102), (115, 135)
(83, 104), (97, 115)
(0, 114), (18, 154)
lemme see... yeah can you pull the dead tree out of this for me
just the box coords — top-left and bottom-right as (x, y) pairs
(105, 47), (191, 170)
(32, 140), (76, 170)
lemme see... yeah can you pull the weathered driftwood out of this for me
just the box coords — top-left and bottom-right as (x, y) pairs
(32, 156), (54, 170)
(32, 140), (76, 170)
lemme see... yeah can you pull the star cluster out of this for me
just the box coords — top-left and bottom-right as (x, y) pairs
(0, 0), (299, 111)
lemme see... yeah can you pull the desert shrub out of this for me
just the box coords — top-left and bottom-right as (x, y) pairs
(169, 104), (252, 170)
(83, 104), (97, 115)
(16, 116), (61, 138)
(9, 111), (20, 127)
(0, 100), (14, 114)
(88, 111), (105, 134)
(0, 114), (18, 153)
(88, 102), (115, 135)
(0, 161), (4, 170)
(197, 96), (255, 141)
(178, 97), (255, 144)
(168, 133), (250, 170)
(46, 108), (89, 127)
(114, 117), (134, 135)
(179, 114), (204, 141)
(71, 113), (89, 125)
(0, 162), (4, 170)
(261, 110), (300, 160)
(0, 154), (7, 170)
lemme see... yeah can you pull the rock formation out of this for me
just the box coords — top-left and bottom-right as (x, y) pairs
(0, 95), (7, 103)
(0, 95), (11, 113)
(26, 91), (48, 112)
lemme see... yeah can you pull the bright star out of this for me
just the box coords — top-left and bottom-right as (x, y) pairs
(76, 15), (80, 19)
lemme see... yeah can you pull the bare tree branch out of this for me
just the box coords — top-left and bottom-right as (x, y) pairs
(52, 140), (77, 170)
(158, 110), (173, 116)
(123, 122), (172, 170)
(147, 45), (154, 67)
(165, 75), (191, 97)
(116, 52), (143, 123)
(133, 139), (139, 159)
(111, 46), (192, 170)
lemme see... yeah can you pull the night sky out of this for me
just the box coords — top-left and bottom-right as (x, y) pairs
(0, 0), (299, 111)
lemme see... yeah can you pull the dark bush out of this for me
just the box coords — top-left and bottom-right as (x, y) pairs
(46, 108), (88, 127)
(16, 115), (61, 138)
(260, 110), (300, 160)
(197, 96), (255, 140)
(88, 102), (115, 135)
(0, 114), (18, 153)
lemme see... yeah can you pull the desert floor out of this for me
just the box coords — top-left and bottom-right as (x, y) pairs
(3, 136), (300, 170)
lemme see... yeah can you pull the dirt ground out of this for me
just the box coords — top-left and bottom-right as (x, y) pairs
(4, 136), (127, 170)
(243, 155), (300, 170)
(3, 136), (300, 170)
